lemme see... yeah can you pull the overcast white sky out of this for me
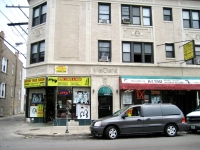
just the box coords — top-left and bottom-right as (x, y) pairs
(0, 0), (29, 67)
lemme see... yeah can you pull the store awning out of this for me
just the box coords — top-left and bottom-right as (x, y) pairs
(120, 76), (200, 90)
(98, 86), (113, 96)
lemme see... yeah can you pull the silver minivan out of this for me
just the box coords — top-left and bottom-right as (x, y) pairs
(90, 104), (187, 139)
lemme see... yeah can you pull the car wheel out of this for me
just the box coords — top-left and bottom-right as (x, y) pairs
(165, 124), (177, 137)
(191, 129), (197, 134)
(105, 126), (118, 139)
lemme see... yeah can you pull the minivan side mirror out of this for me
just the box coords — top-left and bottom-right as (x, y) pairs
(122, 113), (128, 119)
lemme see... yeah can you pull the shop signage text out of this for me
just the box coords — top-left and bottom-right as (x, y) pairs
(24, 77), (46, 88)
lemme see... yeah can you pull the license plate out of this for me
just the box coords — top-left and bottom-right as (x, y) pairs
(191, 126), (196, 129)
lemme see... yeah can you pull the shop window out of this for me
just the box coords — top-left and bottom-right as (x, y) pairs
(122, 42), (153, 63)
(30, 41), (45, 64)
(163, 8), (172, 21)
(98, 41), (111, 62)
(32, 2), (47, 27)
(98, 3), (111, 23)
(121, 5), (152, 26)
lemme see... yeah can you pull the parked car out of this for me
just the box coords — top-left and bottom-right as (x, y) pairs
(186, 108), (200, 133)
(90, 104), (187, 139)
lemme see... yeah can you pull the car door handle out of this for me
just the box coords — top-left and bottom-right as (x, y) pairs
(137, 119), (142, 121)
(146, 118), (151, 121)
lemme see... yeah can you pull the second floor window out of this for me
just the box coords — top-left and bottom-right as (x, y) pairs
(165, 44), (175, 58)
(0, 83), (6, 98)
(30, 41), (45, 64)
(187, 45), (200, 65)
(98, 41), (111, 62)
(1, 57), (7, 73)
(122, 42), (153, 63)
(12, 64), (14, 75)
(163, 8), (172, 21)
(98, 3), (110, 23)
(33, 2), (47, 27)
(122, 5), (152, 26)
(183, 9), (200, 29)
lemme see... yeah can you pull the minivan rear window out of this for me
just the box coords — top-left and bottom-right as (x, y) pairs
(161, 105), (180, 116)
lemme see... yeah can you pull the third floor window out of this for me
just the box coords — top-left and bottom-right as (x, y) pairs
(121, 5), (152, 26)
(98, 3), (111, 23)
(33, 2), (47, 27)
(183, 9), (200, 29)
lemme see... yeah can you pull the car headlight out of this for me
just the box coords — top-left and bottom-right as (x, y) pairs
(94, 121), (102, 126)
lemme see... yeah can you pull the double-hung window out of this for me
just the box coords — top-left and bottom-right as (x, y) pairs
(183, 10), (200, 29)
(122, 5), (152, 26)
(163, 8), (172, 21)
(30, 41), (45, 64)
(165, 44), (175, 58)
(98, 3), (110, 23)
(122, 42), (153, 63)
(187, 45), (200, 65)
(98, 41), (111, 62)
(12, 64), (14, 75)
(33, 2), (47, 27)
(0, 83), (6, 98)
(1, 57), (7, 73)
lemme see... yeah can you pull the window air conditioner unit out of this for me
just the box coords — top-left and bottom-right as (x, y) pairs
(122, 18), (130, 24)
(99, 19), (109, 23)
(196, 59), (200, 65)
(100, 56), (109, 62)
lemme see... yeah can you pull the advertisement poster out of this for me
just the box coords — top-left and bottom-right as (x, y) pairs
(32, 93), (43, 104)
(76, 104), (90, 119)
(122, 92), (132, 104)
(30, 105), (44, 117)
(73, 91), (90, 104)
(151, 96), (161, 104)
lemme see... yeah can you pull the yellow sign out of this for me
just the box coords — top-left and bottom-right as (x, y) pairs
(37, 104), (44, 117)
(184, 41), (194, 61)
(24, 77), (46, 88)
(48, 77), (91, 86)
(55, 66), (68, 74)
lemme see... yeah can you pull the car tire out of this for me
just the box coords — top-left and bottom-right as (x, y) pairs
(191, 129), (197, 134)
(165, 124), (177, 137)
(105, 126), (118, 139)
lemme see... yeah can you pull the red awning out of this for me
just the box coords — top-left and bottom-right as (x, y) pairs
(119, 77), (200, 90)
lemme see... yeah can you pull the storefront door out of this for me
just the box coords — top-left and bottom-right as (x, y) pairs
(98, 96), (112, 118)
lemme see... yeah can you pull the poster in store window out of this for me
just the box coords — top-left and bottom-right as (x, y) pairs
(30, 105), (44, 117)
(76, 104), (90, 119)
(122, 92), (132, 104)
(73, 91), (90, 104)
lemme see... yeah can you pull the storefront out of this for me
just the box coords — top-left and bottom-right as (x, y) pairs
(119, 76), (200, 115)
(25, 76), (91, 126)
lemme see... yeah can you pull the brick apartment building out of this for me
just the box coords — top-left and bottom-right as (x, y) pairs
(0, 31), (23, 116)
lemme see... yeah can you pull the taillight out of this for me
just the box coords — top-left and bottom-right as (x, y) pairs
(182, 117), (186, 123)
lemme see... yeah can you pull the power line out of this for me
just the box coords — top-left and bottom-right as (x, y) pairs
(0, 10), (27, 42)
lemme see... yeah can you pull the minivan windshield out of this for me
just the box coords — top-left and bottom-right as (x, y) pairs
(112, 106), (129, 117)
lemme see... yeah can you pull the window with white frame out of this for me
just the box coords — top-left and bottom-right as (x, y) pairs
(33, 2), (47, 27)
(121, 5), (152, 26)
(11, 85), (13, 97)
(165, 44), (175, 58)
(30, 41), (45, 64)
(98, 3), (111, 23)
(122, 42), (153, 63)
(0, 83), (6, 98)
(187, 45), (200, 65)
(12, 64), (14, 75)
(183, 9), (200, 29)
(20, 70), (22, 81)
(163, 8), (172, 21)
(18, 89), (21, 100)
(98, 41), (111, 62)
(1, 57), (7, 73)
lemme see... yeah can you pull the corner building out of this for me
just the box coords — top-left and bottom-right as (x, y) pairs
(26, 0), (200, 125)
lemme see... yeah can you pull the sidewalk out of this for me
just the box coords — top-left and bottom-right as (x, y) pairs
(1, 114), (91, 138)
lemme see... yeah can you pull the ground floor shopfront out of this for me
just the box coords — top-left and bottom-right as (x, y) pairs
(24, 75), (200, 126)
